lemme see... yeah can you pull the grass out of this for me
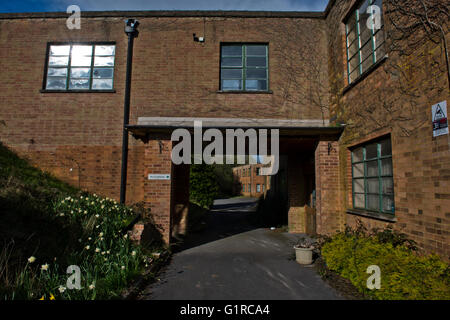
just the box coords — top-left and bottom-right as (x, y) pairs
(0, 142), (163, 300)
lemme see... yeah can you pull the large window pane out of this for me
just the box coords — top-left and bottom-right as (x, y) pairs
(381, 158), (393, 176)
(221, 57), (242, 67)
(45, 43), (115, 91)
(220, 44), (268, 91)
(380, 138), (391, 156)
(221, 46), (242, 56)
(367, 194), (380, 211)
(367, 178), (379, 194)
(47, 68), (67, 77)
(366, 160), (378, 176)
(353, 163), (364, 178)
(354, 193), (365, 208)
(246, 45), (266, 56)
(46, 77), (66, 89)
(382, 177), (394, 194)
(352, 147), (364, 162)
(348, 54), (360, 73)
(95, 45), (115, 56)
(245, 79), (267, 91)
(221, 68), (242, 79)
(354, 178), (364, 193)
(50, 45), (70, 56)
(347, 27), (358, 46)
(93, 68), (114, 79)
(71, 55), (92, 67)
(382, 195), (394, 212)
(366, 143), (378, 159)
(71, 68), (91, 78)
(246, 57), (266, 67)
(72, 45), (93, 56)
(94, 56), (114, 67)
(246, 68), (266, 79)
(361, 40), (373, 62)
(222, 79), (242, 90)
(49, 56), (69, 66)
(69, 79), (89, 90)
(346, 0), (385, 84)
(92, 79), (113, 90)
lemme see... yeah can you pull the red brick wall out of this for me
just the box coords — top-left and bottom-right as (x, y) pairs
(315, 140), (342, 235)
(326, 0), (450, 258)
(0, 13), (328, 204)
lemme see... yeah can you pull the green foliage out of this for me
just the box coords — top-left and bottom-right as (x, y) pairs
(321, 227), (450, 300)
(212, 164), (236, 198)
(0, 142), (161, 300)
(189, 164), (219, 209)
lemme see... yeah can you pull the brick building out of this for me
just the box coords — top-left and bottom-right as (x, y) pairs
(232, 164), (271, 197)
(0, 1), (448, 258)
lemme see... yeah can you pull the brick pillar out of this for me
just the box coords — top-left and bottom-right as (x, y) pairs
(288, 154), (307, 233)
(171, 164), (190, 237)
(143, 139), (173, 244)
(315, 140), (341, 235)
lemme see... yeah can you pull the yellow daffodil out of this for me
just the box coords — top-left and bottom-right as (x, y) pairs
(28, 256), (36, 263)
(41, 263), (49, 271)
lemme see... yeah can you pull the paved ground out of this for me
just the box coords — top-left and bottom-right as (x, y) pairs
(140, 198), (342, 300)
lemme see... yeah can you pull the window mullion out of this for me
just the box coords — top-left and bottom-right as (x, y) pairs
(363, 147), (368, 210)
(90, 45), (95, 90)
(356, 10), (363, 76)
(67, 45), (73, 90)
(377, 143), (383, 213)
(242, 45), (246, 91)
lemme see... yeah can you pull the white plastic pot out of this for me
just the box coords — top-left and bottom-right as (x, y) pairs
(294, 246), (314, 265)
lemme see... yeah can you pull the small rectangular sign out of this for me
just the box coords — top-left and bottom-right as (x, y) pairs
(432, 100), (448, 137)
(148, 174), (171, 180)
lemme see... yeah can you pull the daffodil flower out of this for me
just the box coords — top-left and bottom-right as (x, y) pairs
(58, 286), (66, 293)
(41, 264), (49, 271)
(28, 256), (36, 263)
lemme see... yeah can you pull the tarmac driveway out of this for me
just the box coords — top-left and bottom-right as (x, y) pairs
(140, 198), (342, 300)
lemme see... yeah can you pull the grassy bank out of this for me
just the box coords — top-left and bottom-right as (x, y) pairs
(0, 142), (163, 299)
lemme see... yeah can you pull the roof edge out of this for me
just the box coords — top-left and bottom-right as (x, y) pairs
(0, 10), (326, 20)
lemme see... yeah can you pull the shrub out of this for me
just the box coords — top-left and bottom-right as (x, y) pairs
(321, 228), (450, 300)
(189, 164), (219, 208)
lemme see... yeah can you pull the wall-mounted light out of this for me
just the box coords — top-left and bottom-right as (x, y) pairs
(193, 33), (205, 43)
(125, 19), (139, 36)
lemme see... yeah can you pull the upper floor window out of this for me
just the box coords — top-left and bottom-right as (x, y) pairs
(351, 137), (394, 214)
(345, 0), (385, 84)
(44, 43), (115, 91)
(220, 44), (268, 91)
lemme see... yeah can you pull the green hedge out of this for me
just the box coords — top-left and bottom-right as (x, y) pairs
(189, 164), (219, 209)
(321, 231), (450, 300)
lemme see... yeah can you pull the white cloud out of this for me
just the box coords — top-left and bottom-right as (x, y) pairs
(56, 0), (328, 12)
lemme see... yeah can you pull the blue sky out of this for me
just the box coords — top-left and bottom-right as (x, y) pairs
(0, 0), (329, 13)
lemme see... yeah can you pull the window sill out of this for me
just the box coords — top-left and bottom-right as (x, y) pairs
(346, 209), (396, 223)
(343, 55), (388, 95)
(217, 90), (273, 94)
(40, 89), (116, 93)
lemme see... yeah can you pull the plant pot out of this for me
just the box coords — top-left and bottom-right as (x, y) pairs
(294, 246), (314, 265)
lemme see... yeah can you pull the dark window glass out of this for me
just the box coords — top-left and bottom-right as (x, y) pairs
(351, 137), (394, 214)
(220, 44), (268, 91)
